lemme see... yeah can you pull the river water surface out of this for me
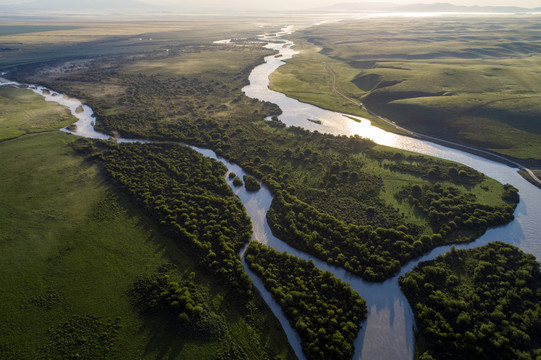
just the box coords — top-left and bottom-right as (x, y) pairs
(1, 25), (540, 360)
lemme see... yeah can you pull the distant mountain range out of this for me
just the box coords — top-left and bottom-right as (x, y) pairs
(312, 2), (541, 13)
(0, 0), (219, 15)
(1, 0), (540, 16)
(0, 0), (158, 15)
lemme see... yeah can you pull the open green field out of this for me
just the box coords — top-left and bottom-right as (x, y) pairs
(0, 25), (81, 36)
(0, 86), (74, 140)
(0, 129), (294, 358)
(124, 46), (272, 77)
(270, 16), (541, 161)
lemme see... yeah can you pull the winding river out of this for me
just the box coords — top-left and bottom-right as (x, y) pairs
(2, 24), (540, 360)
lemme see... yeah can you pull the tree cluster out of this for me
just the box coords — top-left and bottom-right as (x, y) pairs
(400, 242), (541, 360)
(99, 142), (253, 291)
(243, 175), (261, 192)
(268, 191), (438, 281)
(129, 272), (226, 339)
(245, 242), (367, 360)
(384, 155), (484, 185)
(396, 183), (517, 237)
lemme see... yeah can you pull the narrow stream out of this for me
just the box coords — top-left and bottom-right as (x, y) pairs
(2, 25), (540, 360)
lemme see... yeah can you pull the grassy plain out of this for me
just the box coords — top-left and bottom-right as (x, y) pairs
(0, 86), (74, 140)
(270, 16), (541, 161)
(0, 18), (287, 70)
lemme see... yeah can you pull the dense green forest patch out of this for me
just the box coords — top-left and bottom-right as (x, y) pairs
(396, 183), (517, 237)
(93, 141), (254, 292)
(400, 242), (541, 360)
(245, 242), (367, 359)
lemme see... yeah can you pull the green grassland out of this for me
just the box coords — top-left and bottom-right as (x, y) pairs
(0, 86), (75, 140)
(270, 16), (541, 161)
(123, 46), (273, 77)
(0, 126), (294, 357)
(0, 25), (81, 36)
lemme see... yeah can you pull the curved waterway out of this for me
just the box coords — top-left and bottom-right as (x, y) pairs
(3, 24), (541, 359)
(241, 26), (541, 359)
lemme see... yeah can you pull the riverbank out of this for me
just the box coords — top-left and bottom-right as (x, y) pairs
(519, 168), (541, 190)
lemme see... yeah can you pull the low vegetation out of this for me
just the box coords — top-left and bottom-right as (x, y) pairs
(246, 242), (367, 360)
(129, 269), (227, 339)
(400, 242), (541, 360)
(0, 86), (74, 140)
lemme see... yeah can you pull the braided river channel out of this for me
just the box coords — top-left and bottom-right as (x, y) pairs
(2, 25), (540, 360)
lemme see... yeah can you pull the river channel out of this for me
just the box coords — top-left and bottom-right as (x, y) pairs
(2, 24), (540, 360)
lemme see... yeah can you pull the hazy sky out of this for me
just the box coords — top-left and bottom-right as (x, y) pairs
(134, 0), (540, 9)
(1, 0), (540, 10)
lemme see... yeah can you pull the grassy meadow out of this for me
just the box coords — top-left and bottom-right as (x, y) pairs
(270, 16), (541, 161)
(0, 87), (75, 140)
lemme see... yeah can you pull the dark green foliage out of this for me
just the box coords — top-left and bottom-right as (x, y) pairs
(400, 242), (541, 360)
(100, 142), (253, 291)
(268, 191), (427, 281)
(87, 192), (125, 222)
(30, 291), (60, 310)
(129, 272), (226, 339)
(245, 242), (367, 360)
(233, 176), (243, 187)
(384, 155), (484, 185)
(502, 184), (520, 203)
(243, 175), (261, 191)
(46, 315), (122, 360)
(396, 183), (517, 237)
